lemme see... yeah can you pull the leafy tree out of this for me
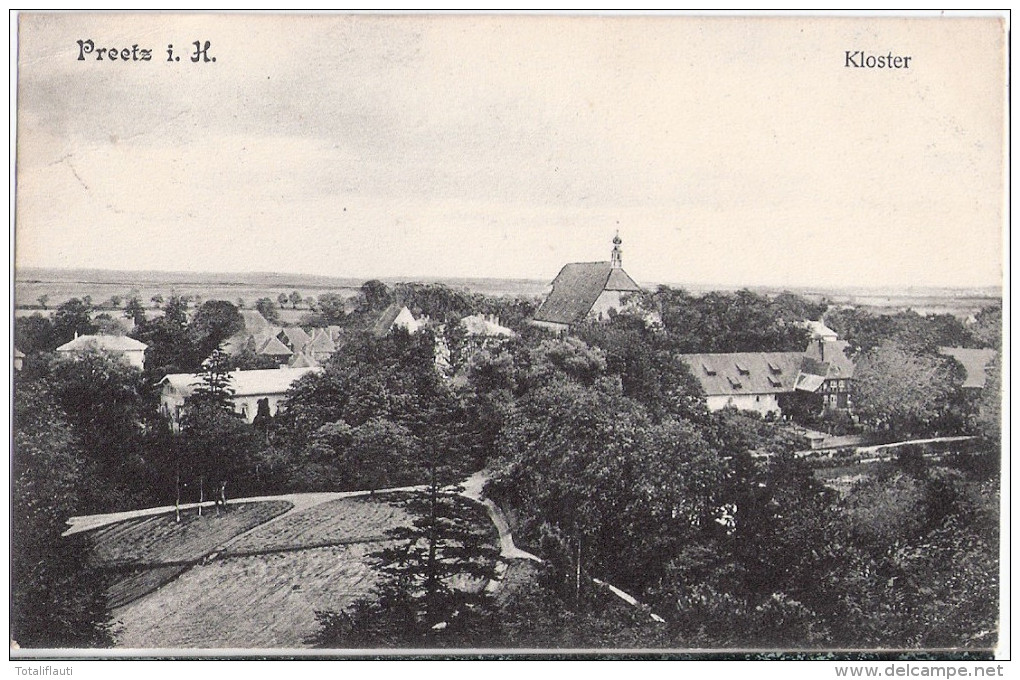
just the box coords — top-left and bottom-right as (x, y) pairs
(236, 297), (246, 309)
(51, 297), (96, 344)
(161, 294), (191, 327)
(305, 296), (317, 311)
(123, 296), (147, 325)
(150, 293), (164, 308)
(93, 314), (127, 336)
(15, 314), (58, 353)
(12, 382), (112, 647)
(305, 417), (424, 491)
(277, 292), (289, 309)
(190, 300), (245, 359)
(108, 294), (122, 309)
(289, 290), (303, 309)
(42, 348), (151, 511)
(315, 292), (347, 325)
(970, 304), (1001, 350)
(358, 279), (393, 314)
(489, 375), (727, 596)
(254, 297), (280, 324)
(650, 287), (812, 354)
(190, 348), (236, 410)
(176, 351), (257, 500)
(36, 293), (49, 310)
(853, 341), (959, 437)
(131, 295), (202, 379)
(178, 401), (256, 503)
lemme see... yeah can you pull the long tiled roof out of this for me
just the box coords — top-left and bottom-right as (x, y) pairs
(680, 352), (807, 396)
(533, 262), (641, 326)
(159, 367), (320, 398)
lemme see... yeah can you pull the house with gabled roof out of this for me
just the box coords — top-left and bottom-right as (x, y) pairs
(306, 328), (338, 363)
(56, 334), (148, 369)
(681, 338), (858, 417)
(256, 334), (293, 359)
(278, 326), (312, 353)
(372, 304), (424, 337)
(157, 366), (320, 428)
(802, 338), (855, 410)
(531, 234), (643, 332)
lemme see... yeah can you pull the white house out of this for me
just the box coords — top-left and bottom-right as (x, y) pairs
(55, 334), (148, 369)
(158, 366), (320, 427)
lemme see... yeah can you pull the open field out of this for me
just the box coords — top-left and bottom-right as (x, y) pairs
(14, 267), (551, 314)
(112, 543), (391, 648)
(223, 496), (412, 556)
(16, 267), (1000, 320)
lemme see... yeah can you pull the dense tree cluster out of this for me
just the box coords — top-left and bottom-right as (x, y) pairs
(12, 382), (112, 647)
(12, 282), (1001, 649)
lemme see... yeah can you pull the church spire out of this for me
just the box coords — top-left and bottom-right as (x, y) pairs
(611, 231), (623, 269)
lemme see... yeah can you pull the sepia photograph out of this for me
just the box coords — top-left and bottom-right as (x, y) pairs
(9, 12), (1007, 661)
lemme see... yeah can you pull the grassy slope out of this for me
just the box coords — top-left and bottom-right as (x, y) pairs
(95, 492), (502, 648)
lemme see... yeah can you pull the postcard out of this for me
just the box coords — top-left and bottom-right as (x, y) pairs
(10, 12), (1008, 664)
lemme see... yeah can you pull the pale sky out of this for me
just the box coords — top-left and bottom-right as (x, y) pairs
(14, 13), (1006, 288)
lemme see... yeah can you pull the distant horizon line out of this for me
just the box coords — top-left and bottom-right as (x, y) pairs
(14, 265), (1004, 296)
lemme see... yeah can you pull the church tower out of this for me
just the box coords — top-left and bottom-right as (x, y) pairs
(611, 232), (623, 269)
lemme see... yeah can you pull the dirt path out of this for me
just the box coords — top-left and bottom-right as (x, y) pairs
(65, 484), (424, 537)
(460, 471), (542, 563)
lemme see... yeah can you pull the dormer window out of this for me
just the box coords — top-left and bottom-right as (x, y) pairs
(727, 376), (743, 389)
(734, 362), (750, 375)
(768, 375), (782, 387)
(767, 361), (782, 374)
(702, 363), (717, 376)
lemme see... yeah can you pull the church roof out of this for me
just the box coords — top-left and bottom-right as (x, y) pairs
(533, 262), (641, 326)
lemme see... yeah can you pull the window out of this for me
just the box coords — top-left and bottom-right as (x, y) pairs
(767, 361), (782, 374)
(702, 363), (717, 376)
(768, 376), (782, 387)
(735, 362), (750, 375)
(727, 376), (743, 389)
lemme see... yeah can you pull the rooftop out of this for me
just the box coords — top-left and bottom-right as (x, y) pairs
(158, 367), (320, 398)
(533, 261), (641, 326)
(56, 334), (148, 352)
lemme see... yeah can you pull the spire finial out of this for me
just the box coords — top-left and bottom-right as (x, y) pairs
(611, 231), (623, 268)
